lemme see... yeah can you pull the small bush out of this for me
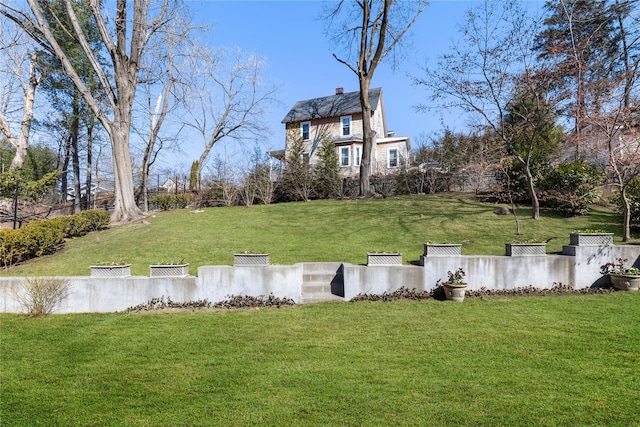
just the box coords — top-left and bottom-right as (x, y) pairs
(12, 277), (71, 317)
(77, 210), (110, 231)
(174, 193), (194, 209)
(151, 195), (175, 210)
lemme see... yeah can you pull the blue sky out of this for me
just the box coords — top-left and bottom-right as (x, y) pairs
(180, 0), (477, 163)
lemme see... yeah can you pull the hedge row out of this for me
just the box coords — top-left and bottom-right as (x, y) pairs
(150, 194), (194, 211)
(0, 210), (110, 267)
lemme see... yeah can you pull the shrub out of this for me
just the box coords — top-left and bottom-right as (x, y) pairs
(150, 194), (194, 210)
(77, 210), (110, 231)
(174, 193), (194, 209)
(12, 277), (70, 317)
(619, 178), (640, 227)
(539, 161), (602, 216)
(0, 210), (110, 266)
(17, 221), (65, 258)
(151, 194), (175, 210)
(48, 215), (91, 238)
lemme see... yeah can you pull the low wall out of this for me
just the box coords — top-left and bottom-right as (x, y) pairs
(0, 244), (638, 314)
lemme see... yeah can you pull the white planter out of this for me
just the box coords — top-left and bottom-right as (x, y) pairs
(609, 274), (640, 291)
(234, 254), (270, 266)
(423, 243), (462, 257)
(442, 283), (468, 302)
(90, 264), (131, 278)
(505, 243), (547, 256)
(367, 253), (402, 266)
(149, 264), (190, 277)
(569, 233), (613, 246)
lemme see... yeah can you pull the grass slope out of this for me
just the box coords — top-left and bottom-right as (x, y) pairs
(1, 193), (634, 276)
(2, 294), (639, 425)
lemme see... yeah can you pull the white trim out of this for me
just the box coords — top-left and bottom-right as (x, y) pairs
(388, 148), (399, 168)
(355, 146), (361, 166)
(341, 115), (352, 136)
(301, 121), (310, 141)
(339, 146), (350, 166)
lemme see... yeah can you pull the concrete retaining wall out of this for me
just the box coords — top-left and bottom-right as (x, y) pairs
(1, 244), (638, 314)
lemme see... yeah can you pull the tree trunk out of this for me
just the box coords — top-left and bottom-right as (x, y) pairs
(621, 186), (631, 242)
(358, 82), (374, 196)
(110, 113), (143, 224)
(71, 91), (81, 213)
(85, 115), (94, 210)
(523, 163), (540, 220)
(8, 54), (39, 170)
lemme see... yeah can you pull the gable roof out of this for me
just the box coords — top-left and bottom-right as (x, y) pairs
(282, 88), (382, 123)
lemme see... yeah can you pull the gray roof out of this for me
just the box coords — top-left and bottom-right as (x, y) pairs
(282, 88), (382, 123)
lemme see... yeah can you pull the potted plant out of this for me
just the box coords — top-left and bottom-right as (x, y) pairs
(367, 251), (402, 266)
(505, 239), (547, 256)
(423, 241), (462, 257)
(90, 260), (131, 278)
(601, 258), (640, 291)
(234, 251), (270, 266)
(149, 259), (190, 277)
(569, 229), (614, 246)
(442, 267), (468, 302)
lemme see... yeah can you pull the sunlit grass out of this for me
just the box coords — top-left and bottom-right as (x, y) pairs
(2, 293), (639, 425)
(2, 193), (635, 276)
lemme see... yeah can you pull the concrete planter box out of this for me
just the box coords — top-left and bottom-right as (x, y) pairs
(505, 243), (547, 256)
(149, 264), (189, 277)
(569, 233), (613, 246)
(367, 253), (402, 266)
(234, 254), (270, 266)
(423, 243), (462, 257)
(90, 264), (131, 278)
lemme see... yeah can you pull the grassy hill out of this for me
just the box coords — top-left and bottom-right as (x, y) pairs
(2, 193), (635, 276)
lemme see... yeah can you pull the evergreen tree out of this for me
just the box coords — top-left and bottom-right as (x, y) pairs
(312, 138), (341, 199)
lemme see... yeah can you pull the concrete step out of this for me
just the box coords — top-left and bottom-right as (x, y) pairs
(300, 262), (345, 303)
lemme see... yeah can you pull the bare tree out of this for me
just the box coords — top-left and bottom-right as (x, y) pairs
(182, 46), (277, 192)
(133, 11), (193, 212)
(415, 0), (560, 220)
(0, 22), (43, 170)
(1, 0), (172, 223)
(323, 0), (426, 196)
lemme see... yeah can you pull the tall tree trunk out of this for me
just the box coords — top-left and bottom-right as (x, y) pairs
(85, 114), (94, 210)
(71, 91), (81, 213)
(110, 110), (142, 224)
(358, 83), (375, 196)
(621, 186), (631, 242)
(7, 53), (40, 170)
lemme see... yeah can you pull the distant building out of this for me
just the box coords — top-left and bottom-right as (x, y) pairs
(280, 87), (410, 177)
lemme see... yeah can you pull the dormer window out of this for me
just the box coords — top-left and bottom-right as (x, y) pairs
(341, 116), (351, 136)
(301, 122), (310, 141)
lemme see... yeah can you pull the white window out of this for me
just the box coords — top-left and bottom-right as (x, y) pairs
(388, 148), (399, 168)
(340, 147), (350, 166)
(301, 122), (310, 140)
(355, 146), (361, 166)
(341, 116), (351, 136)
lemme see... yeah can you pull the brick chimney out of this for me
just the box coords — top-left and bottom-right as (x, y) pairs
(335, 87), (344, 95)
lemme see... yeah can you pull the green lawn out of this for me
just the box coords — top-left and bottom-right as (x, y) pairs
(2, 294), (639, 426)
(2, 194), (635, 276)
